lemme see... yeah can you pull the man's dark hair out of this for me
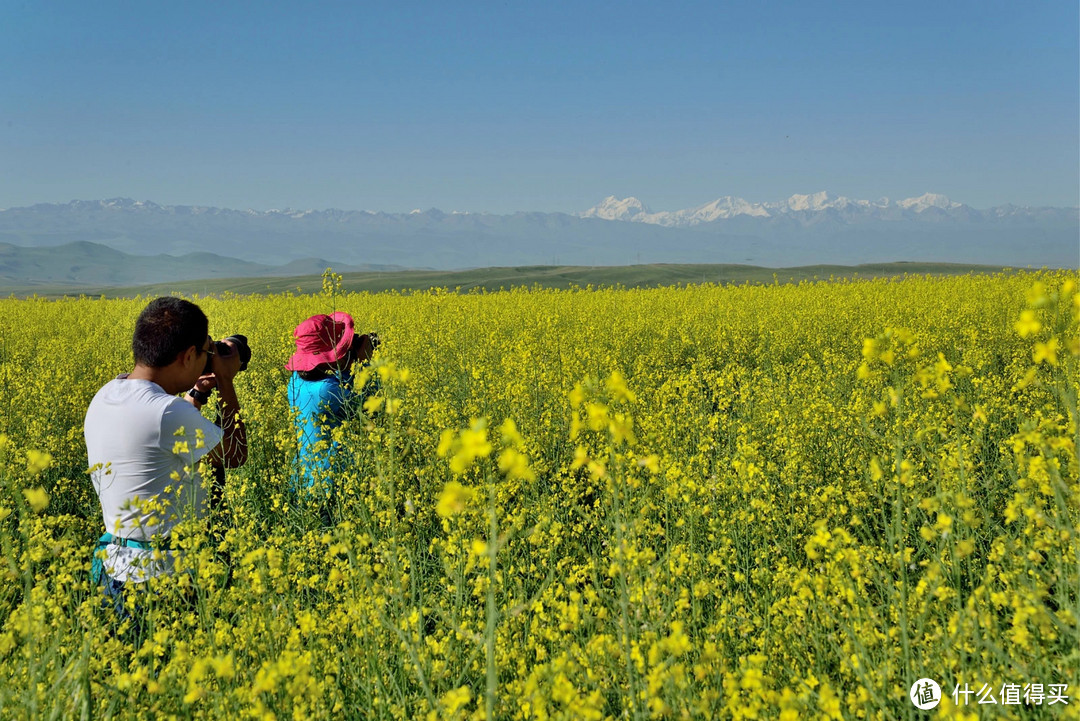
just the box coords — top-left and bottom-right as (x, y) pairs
(132, 297), (209, 367)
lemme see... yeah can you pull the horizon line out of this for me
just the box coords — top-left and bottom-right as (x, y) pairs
(3, 191), (1079, 216)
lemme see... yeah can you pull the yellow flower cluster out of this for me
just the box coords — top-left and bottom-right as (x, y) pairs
(0, 270), (1075, 718)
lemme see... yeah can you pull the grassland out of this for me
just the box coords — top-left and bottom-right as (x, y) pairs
(3, 261), (1028, 298)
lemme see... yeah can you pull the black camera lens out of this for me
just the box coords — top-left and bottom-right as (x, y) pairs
(225, 335), (252, 371)
(202, 336), (253, 375)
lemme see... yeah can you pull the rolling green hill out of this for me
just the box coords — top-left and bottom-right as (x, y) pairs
(3, 261), (1030, 299)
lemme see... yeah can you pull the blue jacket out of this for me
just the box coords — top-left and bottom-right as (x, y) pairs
(288, 370), (358, 491)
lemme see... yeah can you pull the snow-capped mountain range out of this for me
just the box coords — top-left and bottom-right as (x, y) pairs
(581, 192), (979, 226)
(0, 194), (1076, 284)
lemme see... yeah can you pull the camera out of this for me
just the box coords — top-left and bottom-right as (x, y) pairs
(204, 334), (253, 374)
(352, 332), (380, 364)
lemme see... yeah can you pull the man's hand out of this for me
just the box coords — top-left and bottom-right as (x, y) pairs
(192, 373), (217, 396)
(211, 338), (243, 381)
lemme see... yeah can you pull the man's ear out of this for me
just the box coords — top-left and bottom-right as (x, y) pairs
(179, 345), (198, 368)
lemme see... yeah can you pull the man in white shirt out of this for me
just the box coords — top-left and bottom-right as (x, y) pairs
(85, 297), (247, 596)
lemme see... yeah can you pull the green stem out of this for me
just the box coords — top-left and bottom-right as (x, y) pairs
(485, 480), (498, 720)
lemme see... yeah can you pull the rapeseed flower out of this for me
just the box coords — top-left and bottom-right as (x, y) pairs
(21, 487), (49, 513)
(0, 270), (1075, 719)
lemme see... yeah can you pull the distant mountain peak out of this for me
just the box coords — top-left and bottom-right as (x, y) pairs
(898, 193), (961, 211)
(786, 191), (834, 211)
(579, 196), (650, 221)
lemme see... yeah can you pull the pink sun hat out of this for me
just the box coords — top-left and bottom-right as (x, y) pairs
(285, 312), (356, 371)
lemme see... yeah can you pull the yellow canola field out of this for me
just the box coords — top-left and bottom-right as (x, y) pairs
(0, 270), (1076, 720)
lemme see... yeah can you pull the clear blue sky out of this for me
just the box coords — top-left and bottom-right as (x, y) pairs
(2, 1), (1076, 213)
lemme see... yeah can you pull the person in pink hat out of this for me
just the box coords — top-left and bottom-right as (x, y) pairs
(286, 312), (378, 498)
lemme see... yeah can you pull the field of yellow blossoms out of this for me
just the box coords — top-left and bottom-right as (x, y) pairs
(0, 270), (1076, 719)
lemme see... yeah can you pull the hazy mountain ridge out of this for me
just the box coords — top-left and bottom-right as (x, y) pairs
(0, 195), (1075, 279)
(0, 240), (399, 287)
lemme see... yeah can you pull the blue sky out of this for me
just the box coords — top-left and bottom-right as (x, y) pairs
(2, 1), (1076, 213)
